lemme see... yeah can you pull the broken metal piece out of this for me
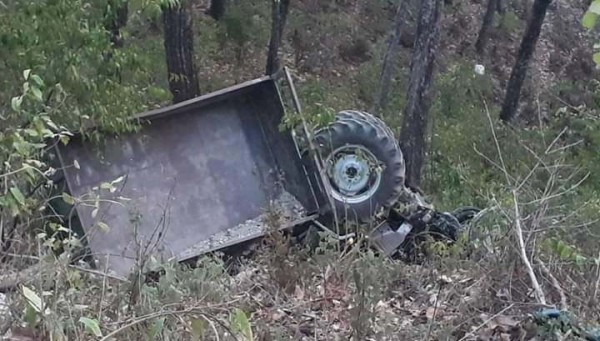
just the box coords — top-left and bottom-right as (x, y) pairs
(311, 219), (356, 241)
(369, 221), (412, 256)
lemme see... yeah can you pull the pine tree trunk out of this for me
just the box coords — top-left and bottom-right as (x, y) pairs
(399, 0), (444, 189)
(102, 0), (128, 79)
(496, 0), (506, 14)
(207, 0), (226, 21)
(105, 0), (129, 47)
(499, 0), (552, 122)
(162, 0), (200, 104)
(266, 0), (291, 75)
(372, 0), (408, 113)
(104, 0), (129, 48)
(475, 0), (497, 55)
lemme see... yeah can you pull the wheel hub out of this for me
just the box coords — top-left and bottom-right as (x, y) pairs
(332, 154), (370, 194)
(325, 145), (382, 204)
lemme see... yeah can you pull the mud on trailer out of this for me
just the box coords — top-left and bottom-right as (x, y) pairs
(50, 67), (478, 279)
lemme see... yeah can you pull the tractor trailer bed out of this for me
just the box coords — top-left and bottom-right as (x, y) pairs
(55, 76), (321, 278)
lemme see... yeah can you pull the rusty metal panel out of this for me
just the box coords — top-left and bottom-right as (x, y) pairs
(56, 78), (319, 278)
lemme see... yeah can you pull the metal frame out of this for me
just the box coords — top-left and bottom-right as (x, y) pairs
(53, 71), (335, 277)
(275, 67), (357, 241)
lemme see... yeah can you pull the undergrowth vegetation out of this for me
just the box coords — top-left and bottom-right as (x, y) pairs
(1, 0), (600, 340)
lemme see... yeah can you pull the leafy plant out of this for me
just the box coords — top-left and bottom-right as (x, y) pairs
(79, 317), (102, 337)
(0, 0), (162, 138)
(1, 70), (72, 231)
(230, 308), (254, 341)
(583, 0), (600, 66)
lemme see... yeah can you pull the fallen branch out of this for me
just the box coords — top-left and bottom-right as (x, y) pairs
(0, 262), (45, 292)
(482, 102), (547, 307)
(0, 253), (129, 291)
(458, 303), (515, 341)
(538, 258), (567, 310)
(0, 311), (13, 338)
(99, 307), (237, 341)
(593, 252), (600, 303)
(512, 189), (546, 306)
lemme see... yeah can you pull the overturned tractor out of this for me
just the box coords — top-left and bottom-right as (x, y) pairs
(47, 67), (478, 278)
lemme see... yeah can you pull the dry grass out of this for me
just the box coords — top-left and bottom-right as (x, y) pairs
(0, 200), (598, 340)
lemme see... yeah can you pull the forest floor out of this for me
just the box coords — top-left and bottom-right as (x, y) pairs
(2, 228), (597, 340)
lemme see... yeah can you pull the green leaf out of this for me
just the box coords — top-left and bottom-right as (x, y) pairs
(60, 135), (70, 145)
(8, 199), (20, 217)
(62, 192), (75, 205)
(22, 285), (43, 312)
(575, 254), (588, 268)
(30, 74), (44, 87)
(11, 96), (22, 112)
(40, 129), (54, 138)
(42, 117), (58, 131)
(593, 52), (600, 66)
(112, 175), (125, 184)
(69, 65), (79, 80)
(79, 317), (103, 337)
(590, 0), (600, 14)
(230, 308), (253, 341)
(23, 69), (31, 80)
(24, 129), (39, 137)
(97, 222), (110, 232)
(583, 11), (598, 29)
(31, 87), (43, 101)
(10, 187), (26, 206)
(149, 317), (165, 338)
(24, 305), (38, 328)
(57, 226), (70, 233)
(190, 318), (206, 338)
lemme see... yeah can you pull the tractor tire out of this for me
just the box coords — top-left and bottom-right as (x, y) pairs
(334, 110), (397, 145)
(450, 206), (481, 224)
(313, 114), (405, 222)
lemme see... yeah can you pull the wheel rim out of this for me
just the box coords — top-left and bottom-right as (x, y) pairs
(324, 144), (383, 204)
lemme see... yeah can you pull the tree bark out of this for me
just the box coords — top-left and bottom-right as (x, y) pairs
(499, 0), (552, 123)
(207, 0), (226, 21)
(265, 0), (291, 75)
(104, 0), (129, 48)
(162, 0), (200, 104)
(496, 0), (506, 14)
(372, 0), (408, 113)
(475, 0), (497, 55)
(399, 0), (444, 189)
(100, 0), (128, 80)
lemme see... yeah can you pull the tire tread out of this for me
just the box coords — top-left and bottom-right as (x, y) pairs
(313, 111), (405, 222)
